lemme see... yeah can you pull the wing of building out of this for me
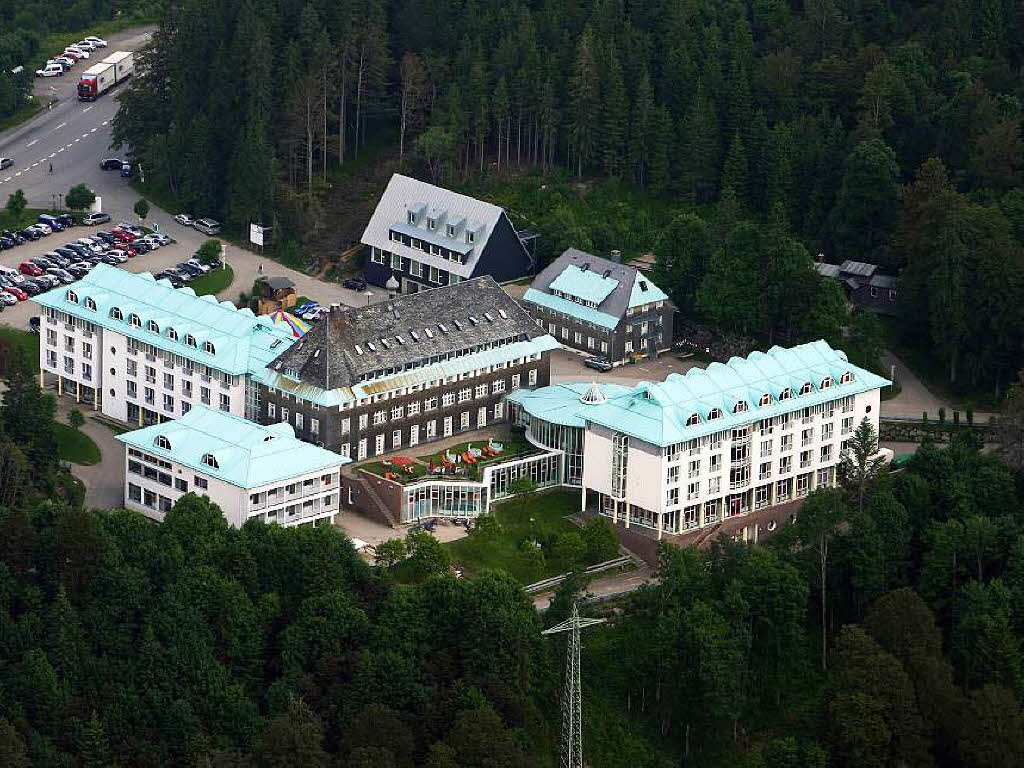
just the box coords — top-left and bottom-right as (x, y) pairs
(522, 248), (674, 364)
(259, 275), (559, 459)
(33, 263), (296, 425)
(361, 173), (534, 294)
(815, 259), (901, 314)
(508, 340), (890, 540)
(116, 405), (348, 527)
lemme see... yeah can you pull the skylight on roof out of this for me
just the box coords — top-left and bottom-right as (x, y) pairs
(498, 309), (508, 319)
(468, 316), (478, 325)
(355, 345), (363, 355)
(453, 319), (463, 331)
(483, 312), (494, 322)
(424, 328), (434, 338)
(380, 339), (391, 349)
(438, 324), (448, 334)
(410, 330), (420, 341)
(367, 342), (377, 352)
(271, 340), (283, 349)
(396, 335), (405, 344)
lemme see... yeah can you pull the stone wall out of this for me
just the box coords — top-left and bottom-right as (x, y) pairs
(880, 419), (991, 445)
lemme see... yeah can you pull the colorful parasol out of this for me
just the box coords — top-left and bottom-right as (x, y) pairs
(391, 456), (415, 466)
(269, 309), (309, 337)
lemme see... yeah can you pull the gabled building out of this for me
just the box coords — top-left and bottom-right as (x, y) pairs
(361, 173), (534, 294)
(258, 275), (558, 459)
(522, 248), (674, 364)
(33, 264), (296, 425)
(815, 260), (900, 314)
(116, 406), (348, 527)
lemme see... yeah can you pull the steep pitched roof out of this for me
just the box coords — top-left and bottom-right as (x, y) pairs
(525, 248), (671, 324)
(32, 263), (296, 377)
(580, 340), (891, 447)
(116, 406), (348, 488)
(267, 275), (549, 391)
(361, 173), (510, 279)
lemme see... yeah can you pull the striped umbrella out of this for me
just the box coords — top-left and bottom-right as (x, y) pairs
(269, 308), (309, 337)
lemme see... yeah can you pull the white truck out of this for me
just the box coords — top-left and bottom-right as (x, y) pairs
(77, 50), (133, 101)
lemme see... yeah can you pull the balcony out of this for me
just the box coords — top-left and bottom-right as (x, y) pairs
(729, 478), (750, 491)
(802, 416), (814, 424)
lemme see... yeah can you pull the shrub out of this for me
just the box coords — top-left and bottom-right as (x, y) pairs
(552, 531), (586, 570)
(68, 408), (84, 430)
(133, 198), (150, 220)
(66, 184), (96, 211)
(508, 477), (537, 497)
(582, 517), (620, 563)
(938, 406), (946, 423)
(517, 541), (545, 582)
(470, 514), (500, 540)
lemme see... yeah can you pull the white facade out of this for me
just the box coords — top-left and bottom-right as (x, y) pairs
(41, 306), (252, 425)
(582, 389), (880, 538)
(122, 444), (341, 528)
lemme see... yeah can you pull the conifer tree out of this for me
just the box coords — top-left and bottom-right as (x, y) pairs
(568, 28), (600, 176)
(600, 47), (627, 176)
(721, 131), (749, 204)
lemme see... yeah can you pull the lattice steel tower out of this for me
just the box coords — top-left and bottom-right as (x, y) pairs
(542, 602), (606, 768)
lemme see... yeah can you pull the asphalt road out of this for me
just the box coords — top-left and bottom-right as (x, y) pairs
(0, 28), (155, 212)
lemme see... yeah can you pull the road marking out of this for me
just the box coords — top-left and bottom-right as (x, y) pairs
(66, 143), (72, 148)
(75, 138), (81, 142)
(26, 139), (38, 147)
(82, 106), (92, 112)
(14, 172), (21, 176)
(90, 127), (97, 133)
(101, 120), (108, 126)
(57, 147), (65, 153)
(49, 152), (56, 158)
(38, 158), (46, 164)
(82, 133), (89, 138)
(55, 122), (66, 130)
(2, 177), (9, 182)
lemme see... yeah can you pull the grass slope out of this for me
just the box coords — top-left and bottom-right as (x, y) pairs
(188, 265), (234, 297)
(54, 423), (100, 465)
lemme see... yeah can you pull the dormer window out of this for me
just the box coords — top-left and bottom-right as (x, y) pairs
(821, 377), (832, 389)
(202, 341), (215, 355)
(84, 297), (96, 311)
(427, 217), (436, 230)
(466, 231), (475, 244)
(407, 211), (415, 225)
(110, 307), (123, 321)
(285, 367), (298, 378)
(155, 435), (171, 450)
(446, 224), (455, 237)
(708, 408), (723, 420)
(734, 401), (748, 413)
(147, 320), (159, 334)
(167, 328), (178, 341)
(779, 388), (792, 401)
(840, 371), (854, 384)
(800, 382), (813, 395)
(759, 394), (772, 406)
(686, 413), (700, 426)
(185, 334), (197, 348)
(201, 453), (219, 470)
(128, 313), (141, 329)
(66, 290), (78, 303)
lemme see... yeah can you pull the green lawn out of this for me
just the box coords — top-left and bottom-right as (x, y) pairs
(445, 490), (588, 583)
(188, 265), (234, 297)
(420, 436), (537, 469)
(360, 460), (431, 483)
(54, 423), (101, 465)
(0, 207), (68, 232)
(0, 101), (43, 134)
(0, 327), (40, 372)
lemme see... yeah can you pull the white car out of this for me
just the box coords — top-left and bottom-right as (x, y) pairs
(36, 63), (64, 77)
(107, 251), (128, 264)
(174, 213), (194, 226)
(29, 223), (51, 235)
(75, 40), (97, 51)
(186, 259), (210, 273)
(64, 48), (89, 59)
(84, 36), (108, 48)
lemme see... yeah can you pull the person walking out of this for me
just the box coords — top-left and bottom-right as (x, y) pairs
(49, 163), (53, 173)
(258, 263), (263, 273)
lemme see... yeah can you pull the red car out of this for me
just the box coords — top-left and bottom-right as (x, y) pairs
(3, 285), (27, 301)
(19, 262), (42, 276)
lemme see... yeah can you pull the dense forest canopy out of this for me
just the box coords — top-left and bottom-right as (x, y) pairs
(1, 340), (1024, 767)
(114, 0), (1024, 397)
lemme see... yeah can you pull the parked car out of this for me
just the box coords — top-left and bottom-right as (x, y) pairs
(28, 224), (51, 236)
(174, 213), (195, 226)
(2, 285), (27, 301)
(0, 236), (13, 249)
(177, 262), (203, 277)
(95, 231), (117, 244)
(19, 262), (42, 276)
(0, 291), (17, 306)
(154, 233), (172, 246)
(31, 257), (56, 270)
(59, 49), (83, 61)
(106, 251), (128, 264)
(84, 36), (108, 48)
(55, 247), (78, 260)
(155, 271), (184, 288)
(584, 355), (614, 372)
(19, 281), (41, 297)
(75, 40), (97, 51)
(64, 46), (89, 58)
(343, 277), (368, 291)
(4, 230), (25, 244)
(193, 218), (221, 235)
(186, 258), (210, 273)
(37, 274), (60, 289)
(53, 57), (75, 69)
(120, 164), (133, 178)
(117, 223), (145, 236)
(100, 158), (124, 171)
(46, 268), (74, 285)
(67, 264), (89, 279)
(0, 157), (12, 171)
(19, 228), (40, 240)
(168, 266), (193, 282)
(82, 211), (111, 225)
(45, 253), (71, 267)
(36, 63), (64, 77)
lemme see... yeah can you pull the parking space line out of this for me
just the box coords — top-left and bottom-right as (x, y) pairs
(82, 106), (92, 112)
(26, 139), (37, 147)
(57, 148), (65, 152)
(75, 138), (81, 142)
(14, 172), (21, 176)
(55, 122), (66, 130)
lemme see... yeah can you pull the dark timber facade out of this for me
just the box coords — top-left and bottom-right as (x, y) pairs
(258, 276), (557, 459)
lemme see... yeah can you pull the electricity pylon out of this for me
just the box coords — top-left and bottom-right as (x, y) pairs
(542, 602), (606, 768)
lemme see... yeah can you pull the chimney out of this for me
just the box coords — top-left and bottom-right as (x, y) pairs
(610, 249), (622, 263)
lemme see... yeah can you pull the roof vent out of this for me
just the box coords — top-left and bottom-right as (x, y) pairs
(468, 316), (478, 325)
(498, 309), (508, 319)
(453, 319), (463, 331)
(367, 342), (376, 352)
(438, 324), (448, 334)
(579, 382), (607, 405)
(396, 335), (405, 344)
(424, 327), (434, 338)
(639, 280), (649, 291)
(603, 269), (612, 279)
(483, 312), (494, 322)
(581, 263), (590, 272)
(410, 330), (420, 341)
(355, 344), (363, 355)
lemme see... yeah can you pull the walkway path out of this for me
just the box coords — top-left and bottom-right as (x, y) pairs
(532, 564), (654, 610)
(53, 397), (124, 510)
(879, 351), (994, 423)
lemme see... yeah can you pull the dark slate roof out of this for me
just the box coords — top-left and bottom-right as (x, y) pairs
(259, 276), (295, 290)
(838, 260), (877, 278)
(528, 248), (671, 321)
(869, 274), (897, 289)
(268, 275), (544, 390)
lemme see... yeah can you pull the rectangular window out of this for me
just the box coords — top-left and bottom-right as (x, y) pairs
(820, 444), (833, 463)
(475, 383), (488, 398)
(424, 397), (437, 411)
(164, 372), (174, 390)
(409, 260), (422, 277)
(409, 424), (419, 446)
(493, 401), (503, 418)
(375, 434), (385, 455)
(528, 369), (537, 386)
(443, 416), (453, 436)
(128, 483), (141, 502)
(574, 331), (582, 345)
(341, 417), (350, 435)
(358, 413), (368, 430)
(512, 374), (521, 389)
(391, 405), (404, 420)
(687, 481), (700, 500)
(600, 341), (608, 354)
(426, 420), (436, 439)
(761, 439), (772, 456)
(458, 387), (472, 403)
(127, 381), (137, 398)
(268, 402), (276, 419)
(821, 422), (833, 441)
(460, 411), (470, 430)
(174, 477), (188, 492)
(194, 476), (208, 490)
(392, 430), (402, 448)
(407, 401), (420, 416)
(625, 340), (633, 353)
(708, 477), (721, 494)
(781, 433), (793, 451)
(163, 394), (174, 412)
(442, 392), (455, 407)
(430, 266), (440, 283)
(311, 418), (319, 435)
(667, 487), (679, 506)
(709, 454), (722, 472)
(358, 439), (367, 459)
(373, 410), (386, 425)
(391, 253), (402, 270)
(295, 412), (303, 429)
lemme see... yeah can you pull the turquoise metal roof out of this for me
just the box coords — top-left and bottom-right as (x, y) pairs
(522, 288), (620, 330)
(581, 340), (891, 447)
(506, 381), (631, 427)
(549, 264), (620, 305)
(33, 264), (297, 376)
(116, 406), (348, 488)
(264, 334), (562, 407)
(628, 271), (669, 308)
